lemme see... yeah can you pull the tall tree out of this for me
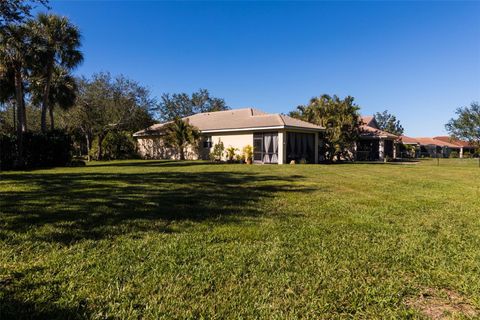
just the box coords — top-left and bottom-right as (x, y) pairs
(31, 66), (77, 130)
(290, 94), (361, 161)
(0, 24), (32, 164)
(28, 13), (83, 133)
(445, 102), (480, 147)
(0, 0), (48, 26)
(157, 89), (228, 121)
(163, 117), (200, 160)
(374, 110), (404, 135)
(63, 73), (154, 160)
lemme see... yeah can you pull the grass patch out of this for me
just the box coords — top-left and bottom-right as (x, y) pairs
(1, 159), (480, 318)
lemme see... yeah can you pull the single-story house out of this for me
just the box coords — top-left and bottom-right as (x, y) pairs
(133, 108), (325, 164)
(432, 136), (477, 158)
(355, 116), (399, 161)
(399, 136), (461, 158)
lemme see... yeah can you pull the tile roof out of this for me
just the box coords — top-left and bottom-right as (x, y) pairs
(359, 115), (398, 139)
(400, 135), (473, 148)
(433, 136), (475, 148)
(416, 137), (461, 148)
(134, 108), (324, 137)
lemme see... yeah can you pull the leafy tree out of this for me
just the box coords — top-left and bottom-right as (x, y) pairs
(445, 102), (480, 147)
(157, 89), (228, 121)
(374, 110), (404, 135)
(164, 117), (200, 160)
(27, 13), (83, 132)
(62, 73), (155, 160)
(290, 94), (361, 161)
(0, 0), (48, 26)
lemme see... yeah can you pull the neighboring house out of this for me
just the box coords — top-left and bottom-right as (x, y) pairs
(432, 136), (477, 158)
(356, 116), (399, 161)
(133, 108), (325, 164)
(399, 136), (467, 158)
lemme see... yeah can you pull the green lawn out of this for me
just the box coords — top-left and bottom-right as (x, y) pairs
(1, 159), (479, 319)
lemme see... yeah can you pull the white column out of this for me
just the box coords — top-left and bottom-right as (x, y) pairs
(278, 130), (286, 164)
(460, 147), (463, 158)
(379, 139), (385, 161)
(314, 132), (319, 164)
(393, 141), (397, 159)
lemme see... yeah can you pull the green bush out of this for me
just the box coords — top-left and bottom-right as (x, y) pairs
(449, 151), (459, 158)
(89, 131), (138, 160)
(209, 140), (225, 161)
(0, 131), (72, 170)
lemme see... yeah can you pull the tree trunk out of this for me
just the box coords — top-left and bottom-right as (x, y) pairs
(179, 146), (185, 160)
(97, 134), (104, 160)
(40, 62), (53, 133)
(12, 101), (16, 133)
(85, 133), (91, 161)
(49, 105), (54, 131)
(14, 68), (25, 167)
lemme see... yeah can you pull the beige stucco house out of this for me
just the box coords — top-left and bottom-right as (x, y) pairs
(133, 108), (325, 164)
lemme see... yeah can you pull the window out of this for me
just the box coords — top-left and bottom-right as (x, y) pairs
(203, 136), (212, 149)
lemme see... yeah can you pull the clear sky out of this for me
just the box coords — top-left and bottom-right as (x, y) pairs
(43, 1), (479, 136)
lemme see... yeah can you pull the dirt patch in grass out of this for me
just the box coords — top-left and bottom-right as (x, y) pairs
(406, 288), (479, 319)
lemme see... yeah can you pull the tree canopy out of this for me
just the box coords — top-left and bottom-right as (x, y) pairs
(157, 89), (228, 122)
(373, 110), (404, 136)
(445, 101), (480, 147)
(290, 94), (361, 161)
(61, 72), (155, 159)
(0, 0), (49, 26)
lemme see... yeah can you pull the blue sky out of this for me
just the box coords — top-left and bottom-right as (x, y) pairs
(44, 1), (479, 136)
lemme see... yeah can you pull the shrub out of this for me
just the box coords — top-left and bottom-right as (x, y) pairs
(242, 145), (253, 164)
(0, 133), (17, 170)
(225, 146), (238, 161)
(209, 139), (225, 161)
(449, 151), (459, 158)
(89, 131), (138, 160)
(0, 131), (72, 170)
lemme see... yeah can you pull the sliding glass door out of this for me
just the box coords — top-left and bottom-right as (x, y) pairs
(253, 132), (278, 164)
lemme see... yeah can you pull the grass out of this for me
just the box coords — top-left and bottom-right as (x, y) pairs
(1, 159), (479, 319)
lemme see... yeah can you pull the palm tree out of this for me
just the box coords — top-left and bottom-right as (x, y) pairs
(0, 24), (31, 165)
(164, 118), (200, 160)
(31, 66), (77, 130)
(28, 13), (82, 132)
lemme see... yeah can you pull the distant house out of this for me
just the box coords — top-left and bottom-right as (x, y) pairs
(356, 116), (399, 161)
(399, 135), (476, 158)
(133, 108), (325, 164)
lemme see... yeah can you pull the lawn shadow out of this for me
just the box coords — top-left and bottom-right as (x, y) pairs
(0, 266), (90, 320)
(1, 170), (313, 245)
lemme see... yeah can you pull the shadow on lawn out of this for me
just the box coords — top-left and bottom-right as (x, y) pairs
(0, 266), (90, 320)
(1, 170), (312, 245)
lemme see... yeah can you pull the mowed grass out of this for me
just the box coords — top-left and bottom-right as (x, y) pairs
(1, 159), (479, 319)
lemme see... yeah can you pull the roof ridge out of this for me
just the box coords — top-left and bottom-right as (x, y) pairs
(277, 114), (286, 126)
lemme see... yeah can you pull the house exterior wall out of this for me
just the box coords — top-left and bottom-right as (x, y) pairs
(207, 132), (254, 161)
(136, 136), (200, 160)
(136, 129), (322, 164)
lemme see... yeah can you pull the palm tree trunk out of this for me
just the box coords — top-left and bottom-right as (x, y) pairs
(40, 62), (53, 133)
(49, 105), (54, 131)
(179, 146), (185, 160)
(14, 67), (25, 166)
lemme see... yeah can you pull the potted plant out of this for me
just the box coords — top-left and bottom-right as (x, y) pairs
(225, 146), (238, 163)
(243, 145), (253, 164)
